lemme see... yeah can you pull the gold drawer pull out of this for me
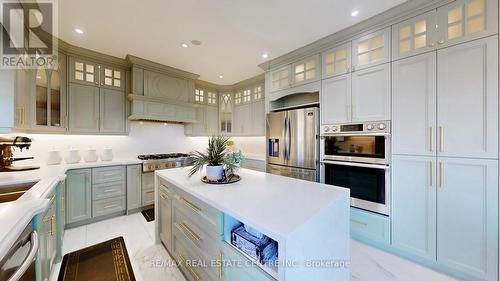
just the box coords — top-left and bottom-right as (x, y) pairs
(51, 215), (56, 236)
(181, 198), (201, 213)
(160, 193), (169, 200)
(179, 222), (201, 242)
(103, 204), (118, 209)
(103, 189), (116, 193)
(351, 219), (368, 227)
(219, 250), (224, 278)
(178, 254), (200, 281)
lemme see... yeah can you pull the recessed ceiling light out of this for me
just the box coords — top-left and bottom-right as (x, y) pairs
(219, 75), (223, 79)
(74, 28), (84, 34)
(180, 42), (188, 48)
(262, 53), (269, 59)
(351, 10), (359, 17)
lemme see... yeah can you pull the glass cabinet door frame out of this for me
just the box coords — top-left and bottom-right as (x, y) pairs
(352, 27), (391, 71)
(392, 10), (438, 60)
(322, 42), (352, 79)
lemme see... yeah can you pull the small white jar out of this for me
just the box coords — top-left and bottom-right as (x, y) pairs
(65, 150), (81, 164)
(101, 148), (113, 161)
(46, 150), (62, 165)
(84, 149), (98, 162)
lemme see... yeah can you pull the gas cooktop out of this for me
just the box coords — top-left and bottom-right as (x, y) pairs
(137, 153), (192, 160)
(138, 153), (194, 172)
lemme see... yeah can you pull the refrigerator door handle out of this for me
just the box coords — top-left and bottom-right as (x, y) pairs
(282, 114), (288, 161)
(286, 115), (292, 161)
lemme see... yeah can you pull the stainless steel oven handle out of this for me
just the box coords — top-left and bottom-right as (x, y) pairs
(7, 231), (38, 281)
(321, 160), (390, 170)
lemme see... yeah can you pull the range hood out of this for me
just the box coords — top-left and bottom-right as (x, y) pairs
(128, 94), (199, 124)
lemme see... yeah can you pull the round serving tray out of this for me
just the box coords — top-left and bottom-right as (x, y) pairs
(201, 174), (241, 184)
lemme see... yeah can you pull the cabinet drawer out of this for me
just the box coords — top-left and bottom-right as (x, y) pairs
(173, 202), (221, 261)
(142, 189), (155, 206)
(93, 196), (126, 217)
(173, 227), (217, 281)
(350, 207), (391, 244)
(172, 190), (221, 239)
(142, 173), (154, 191)
(93, 181), (126, 200)
(92, 166), (125, 184)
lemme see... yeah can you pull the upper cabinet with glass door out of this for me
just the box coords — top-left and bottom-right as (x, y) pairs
(322, 42), (351, 79)
(68, 57), (125, 91)
(291, 54), (320, 86)
(32, 54), (67, 132)
(352, 27), (391, 70)
(270, 65), (291, 92)
(392, 11), (437, 60)
(436, 0), (497, 48)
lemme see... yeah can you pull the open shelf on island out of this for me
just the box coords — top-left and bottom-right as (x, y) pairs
(222, 213), (279, 280)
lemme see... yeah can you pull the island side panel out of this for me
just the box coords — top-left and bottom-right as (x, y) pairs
(284, 193), (350, 281)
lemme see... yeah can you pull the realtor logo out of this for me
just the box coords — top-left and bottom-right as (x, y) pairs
(1, 1), (58, 69)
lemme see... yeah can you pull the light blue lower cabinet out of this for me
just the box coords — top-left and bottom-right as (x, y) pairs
(350, 207), (391, 245)
(221, 242), (275, 281)
(436, 157), (498, 281)
(65, 169), (92, 224)
(392, 155), (436, 261)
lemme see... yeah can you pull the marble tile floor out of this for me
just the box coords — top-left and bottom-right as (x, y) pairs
(49, 213), (457, 281)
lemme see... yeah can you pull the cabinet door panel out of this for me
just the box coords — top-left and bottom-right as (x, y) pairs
(159, 186), (173, 251)
(270, 66), (291, 92)
(352, 27), (391, 70)
(292, 54), (320, 86)
(205, 105), (219, 136)
(392, 155), (436, 260)
(126, 165), (142, 211)
(252, 99), (266, 135)
(392, 52), (436, 156)
(437, 36), (498, 159)
(322, 42), (351, 79)
(66, 169), (92, 224)
(143, 70), (190, 102)
(437, 158), (498, 281)
(100, 88), (126, 133)
(392, 11), (437, 60)
(351, 63), (391, 122)
(68, 83), (100, 133)
(68, 57), (99, 87)
(321, 74), (351, 124)
(436, 0), (498, 48)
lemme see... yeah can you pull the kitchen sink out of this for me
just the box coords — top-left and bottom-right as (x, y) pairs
(0, 181), (39, 203)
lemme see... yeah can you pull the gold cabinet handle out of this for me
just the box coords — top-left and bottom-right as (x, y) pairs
(429, 127), (434, 152)
(438, 39), (445, 45)
(181, 198), (201, 213)
(429, 161), (434, 187)
(103, 204), (118, 209)
(351, 219), (367, 227)
(219, 250), (224, 278)
(439, 161), (444, 188)
(179, 222), (201, 242)
(52, 215), (56, 236)
(178, 254), (200, 281)
(439, 126), (444, 152)
(103, 189), (116, 193)
(428, 42), (436, 47)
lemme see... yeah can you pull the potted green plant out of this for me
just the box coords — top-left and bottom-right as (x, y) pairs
(188, 135), (243, 181)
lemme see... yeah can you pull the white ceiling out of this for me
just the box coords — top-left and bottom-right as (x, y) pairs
(58, 0), (405, 84)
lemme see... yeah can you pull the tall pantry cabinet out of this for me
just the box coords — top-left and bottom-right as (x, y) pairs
(392, 35), (498, 281)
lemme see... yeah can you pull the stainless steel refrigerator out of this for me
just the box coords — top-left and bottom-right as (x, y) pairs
(266, 107), (319, 182)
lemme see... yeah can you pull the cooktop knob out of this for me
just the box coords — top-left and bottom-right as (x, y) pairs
(378, 123), (386, 130)
(367, 124), (374, 130)
(324, 126), (330, 132)
(331, 126), (338, 132)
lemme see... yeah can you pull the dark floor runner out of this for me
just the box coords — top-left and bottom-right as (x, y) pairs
(141, 207), (155, 222)
(57, 237), (135, 281)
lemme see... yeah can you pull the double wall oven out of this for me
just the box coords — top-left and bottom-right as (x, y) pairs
(320, 121), (391, 215)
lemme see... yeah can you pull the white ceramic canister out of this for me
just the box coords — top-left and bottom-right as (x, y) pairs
(101, 148), (113, 161)
(84, 149), (98, 162)
(65, 149), (81, 164)
(46, 150), (62, 165)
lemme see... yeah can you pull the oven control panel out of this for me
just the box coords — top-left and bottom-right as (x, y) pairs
(321, 121), (390, 134)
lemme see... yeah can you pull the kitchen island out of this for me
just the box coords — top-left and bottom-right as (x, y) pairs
(155, 168), (350, 281)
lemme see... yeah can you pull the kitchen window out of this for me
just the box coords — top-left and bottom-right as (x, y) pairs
(195, 89), (205, 103)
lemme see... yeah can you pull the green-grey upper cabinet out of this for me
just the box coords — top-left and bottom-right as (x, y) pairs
(143, 70), (191, 102)
(251, 99), (265, 136)
(131, 67), (144, 95)
(126, 165), (142, 211)
(100, 88), (126, 133)
(66, 169), (92, 224)
(68, 83), (100, 133)
(322, 42), (352, 79)
(219, 93), (233, 135)
(392, 52), (436, 156)
(270, 65), (291, 92)
(436, 0), (498, 49)
(392, 11), (438, 60)
(392, 155), (437, 261)
(205, 105), (219, 135)
(352, 27), (391, 71)
(436, 157), (498, 281)
(351, 63), (391, 122)
(291, 54), (320, 87)
(437, 36), (498, 159)
(100, 65), (125, 91)
(68, 57), (100, 87)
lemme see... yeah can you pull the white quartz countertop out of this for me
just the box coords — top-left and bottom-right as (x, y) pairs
(156, 168), (349, 241)
(0, 158), (142, 261)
